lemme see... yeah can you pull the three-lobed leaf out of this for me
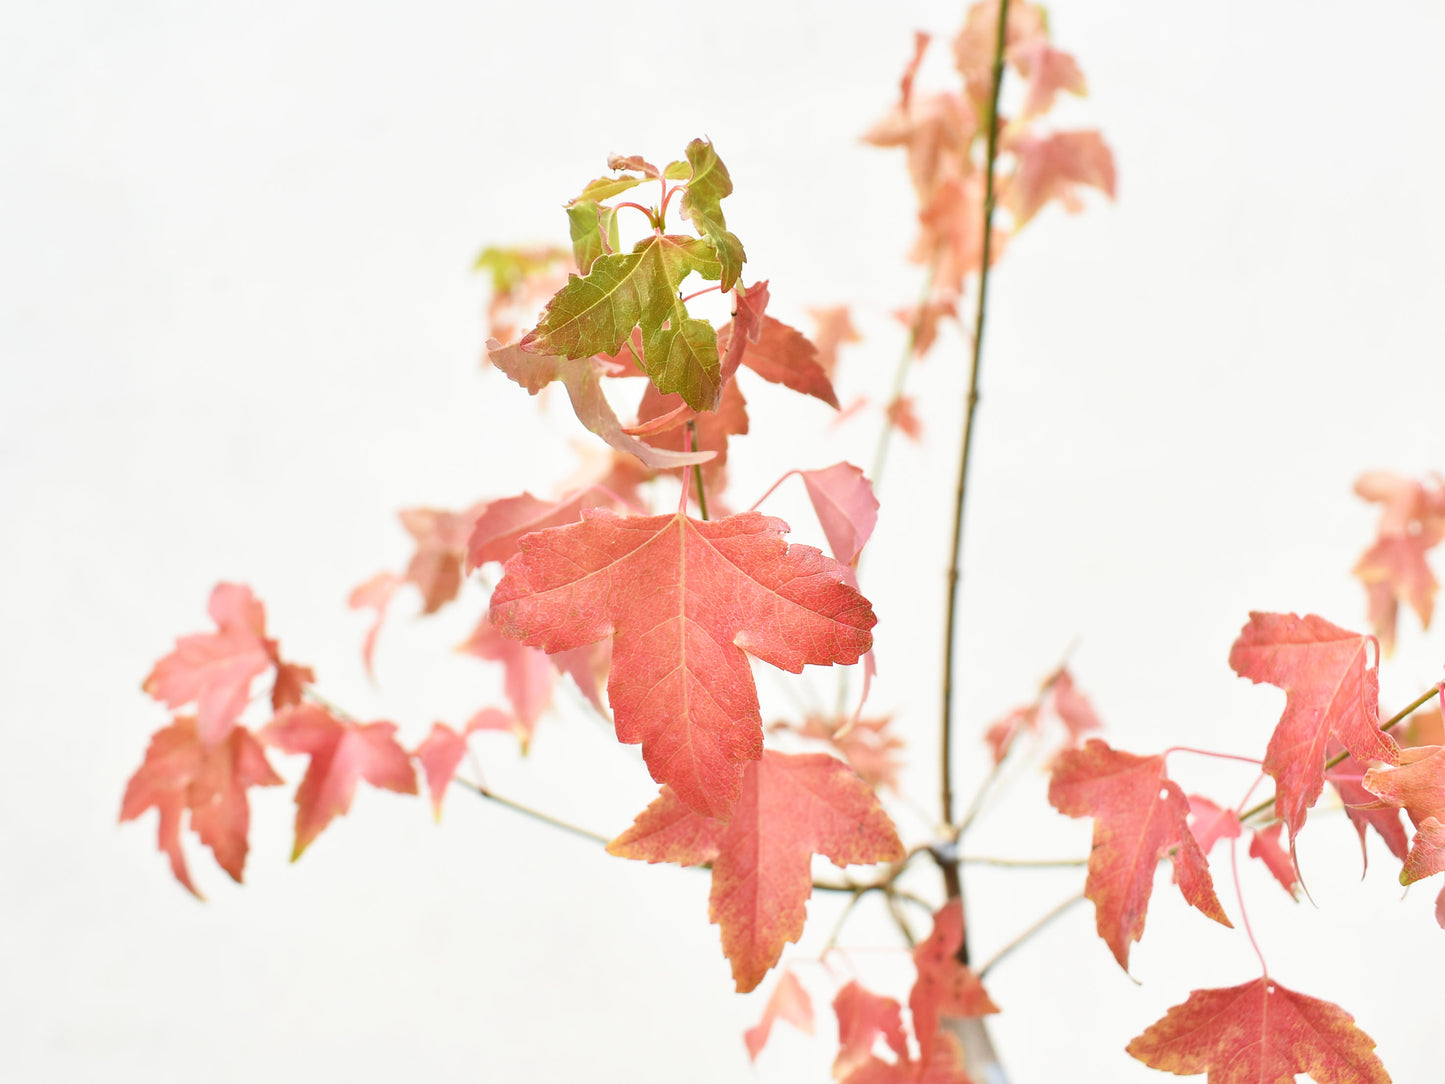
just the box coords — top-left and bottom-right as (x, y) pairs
(491, 508), (876, 817)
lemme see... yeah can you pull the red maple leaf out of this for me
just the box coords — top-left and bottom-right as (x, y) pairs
(833, 980), (910, 1079)
(1228, 612), (1400, 840)
(632, 376), (749, 480)
(347, 570), (402, 677)
(608, 751), (903, 991)
(776, 714), (904, 793)
(1351, 471), (1445, 652)
(120, 717), (282, 897)
(1186, 796), (1298, 898)
(144, 583), (312, 747)
(1127, 977), (1389, 1083)
(1049, 738), (1231, 970)
(805, 305), (861, 379)
(457, 613), (555, 746)
(465, 487), (623, 571)
(1326, 743), (1408, 870)
(909, 899), (998, 1072)
(412, 708), (510, 819)
(261, 704), (417, 859)
(397, 503), (490, 614)
(716, 315), (840, 409)
(491, 509), (876, 817)
(743, 969), (814, 1061)
(798, 462), (879, 567)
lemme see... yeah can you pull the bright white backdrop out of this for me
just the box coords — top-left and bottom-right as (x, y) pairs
(5, 1), (1445, 1081)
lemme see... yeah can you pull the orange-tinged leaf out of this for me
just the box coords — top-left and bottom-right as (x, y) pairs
(1010, 40), (1087, 121)
(1327, 743), (1409, 870)
(1127, 977), (1389, 1084)
(744, 969), (814, 1061)
(397, 503), (490, 614)
(1228, 612), (1400, 840)
(492, 510), (876, 817)
(1362, 743), (1445, 883)
(910, 900), (998, 1072)
(120, 717), (282, 896)
(609, 752), (902, 991)
(632, 375), (749, 480)
(262, 705), (417, 859)
(1049, 739), (1231, 970)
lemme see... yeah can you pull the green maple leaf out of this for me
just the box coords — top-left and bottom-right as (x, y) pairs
(565, 201), (619, 275)
(522, 233), (722, 410)
(671, 138), (746, 292)
(572, 173), (646, 204)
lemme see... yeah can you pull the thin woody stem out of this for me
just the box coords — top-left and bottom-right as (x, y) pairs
(940, 0), (1011, 842)
(1237, 683), (1439, 826)
(870, 263), (938, 489)
(452, 778), (612, 846)
(977, 892), (1085, 979)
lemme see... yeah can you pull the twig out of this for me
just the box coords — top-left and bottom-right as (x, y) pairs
(452, 777), (612, 845)
(977, 893), (1085, 979)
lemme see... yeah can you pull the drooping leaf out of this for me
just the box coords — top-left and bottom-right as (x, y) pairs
(633, 375), (749, 482)
(519, 234), (723, 410)
(797, 462), (879, 567)
(1228, 612), (1400, 840)
(457, 613), (554, 746)
(397, 503), (491, 614)
(492, 509), (876, 817)
(144, 583), (310, 748)
(1187, 795), (1299, 898)
(776, 714), (904, 793)
(1248, 822), (1300, 897)
(909, 899), (998, 1072)
(1049, 738), (1231, 970)
(261, 704), (417, 859)
(487, 338), (713, 468)
(606, 153), (661, 179)
(805, 305), (861, 379)
(1351, 471), (1445, 653)
(1127, 977), (1389, 1084)
(744, 969), (814, 1061)
(675, 138), (746, 291)
(608, 751), (902, 990)
(565, 200), (620, 275)
(717, 315), (840, 409)
(120, 717), (282, 896)
(412, 708), (510, 820)
(1010, 39), (1088, 121)
(571, 174), (645, 205)
(1326, 743), (1409, 870)
(347, 571), (401, 677)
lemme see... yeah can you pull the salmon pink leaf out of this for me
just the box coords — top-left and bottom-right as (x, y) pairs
(833, 980), (910, 1079)
(491, 509), (876, 817)
(609, 751), (903, 991)
(465, 487), (624, 571)
(1228, 612), (1399, 840)
(744, 969), (814, 1061)
(262, 705), (417, 859)
(1049, 738), (1231, 970)
(910, 899), (998, 1072)
(120, 717), (282, 896)
(1127, 977), (1389, 1083)
(718, 315), (840, 409)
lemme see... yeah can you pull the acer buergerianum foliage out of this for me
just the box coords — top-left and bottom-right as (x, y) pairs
(120, 2), (1437, 1080)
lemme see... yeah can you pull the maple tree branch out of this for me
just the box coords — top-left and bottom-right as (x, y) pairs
(961, 855), (1088, 869)
(1237, 682), (1439, 827)
(451, 778), (612, 846)
(941, 0), (1011, 836)
(977, 892), (1086, 980)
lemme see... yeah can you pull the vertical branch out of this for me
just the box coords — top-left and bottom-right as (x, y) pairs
(940, 0), (1011, 842)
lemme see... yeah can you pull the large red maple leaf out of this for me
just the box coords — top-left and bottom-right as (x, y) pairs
(120, 716), (282, 896)
(1127, 977), (1389, 1083)
(261, 704), (417, 859)
(491, 509), (876, 817)
(1048, 739), (1231, 970)
(607, 751), (903, 991)
(1228, 612), (1400, 840)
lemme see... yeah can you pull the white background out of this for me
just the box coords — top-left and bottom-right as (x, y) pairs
(5, 1), (1445, 1081)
